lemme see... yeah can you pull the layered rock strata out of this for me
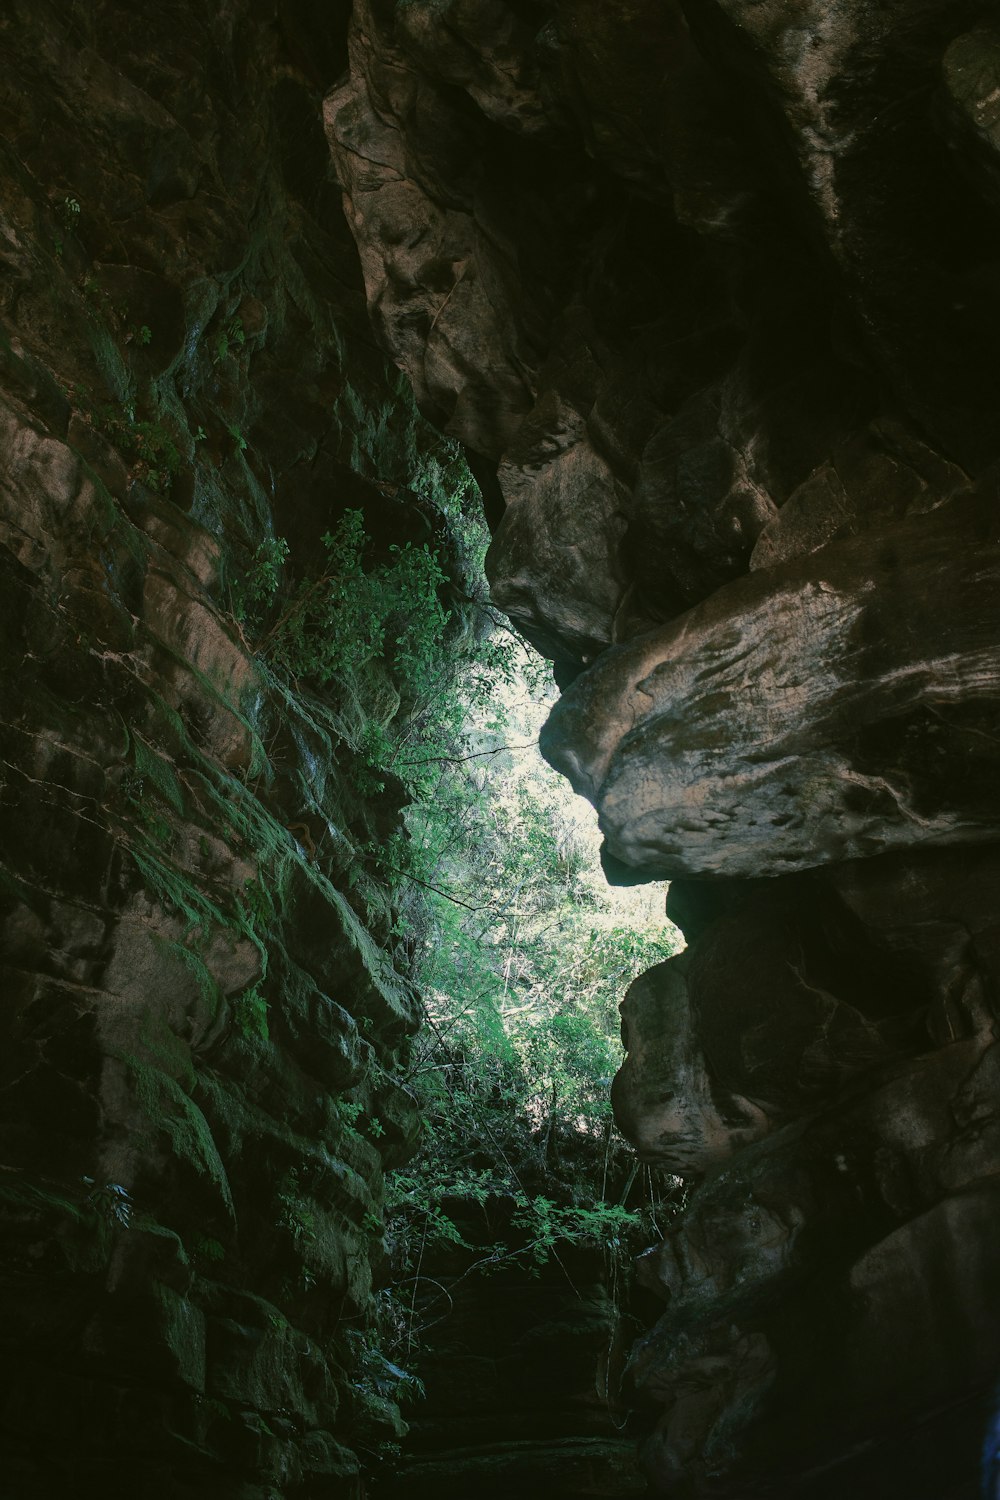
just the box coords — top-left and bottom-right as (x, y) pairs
(376, 1203), (651, 1500)
(326, 2), (1000, 1495)
(0, 3), (449, 1494)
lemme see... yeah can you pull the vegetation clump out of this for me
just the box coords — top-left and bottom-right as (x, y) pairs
(109, 427), (677, 1452)
(375, 649), (682, 1368)
(225, 468), (682, 1347)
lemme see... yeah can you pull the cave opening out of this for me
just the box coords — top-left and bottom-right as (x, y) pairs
(367, 546), (684, 1496)
(3, 1), (1000, 1498)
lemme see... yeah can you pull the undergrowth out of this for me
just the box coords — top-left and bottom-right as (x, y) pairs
(109, 432), (680, 1446)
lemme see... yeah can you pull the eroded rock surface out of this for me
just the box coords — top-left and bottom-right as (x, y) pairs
(3, 0), (1000, 1494)
(326, 1), (1000, 1494)
(541, 490), (1000, 879)
(0, 3), (441, 1494)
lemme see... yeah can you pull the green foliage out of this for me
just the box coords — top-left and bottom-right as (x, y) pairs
(88, 399), (183, 492)
(232, 983), (269, 1042)
(230, 535), (289, 628)
(221, 478), (675, 1268)
(132, 421), (182, 486)
(230, 499), (512, 824)
(220, 435), (523, 824)
(336, 1099), (365, 1137)
(346, 1326), (426, 1408)
(510, 1198), (641, 1266)
(132, 846), (228, 935)
(85, 1179), (134, 1229)
(262, 510), (447, 703)
(373, 606), (682, 1387)
(122, 1052), (234, 1213)
(0, 1175), (122, 1277)
(191, 1232), (226, 1265)
(213, 316), (246, 364)
(129, 731), (187, 816)
(214, 468), (672, 1362)
(401, 694), (675, 1171)
(276, 1169), (316, 1246)
(116, 434), (673, 1426)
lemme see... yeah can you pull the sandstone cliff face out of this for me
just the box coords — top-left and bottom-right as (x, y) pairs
(0, 3), (452, 1493)
(5, 0), (1000, 1495)
(326, 2), (1000, 1495)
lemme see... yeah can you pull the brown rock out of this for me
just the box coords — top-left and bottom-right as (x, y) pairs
(542, 493), (1000, 878)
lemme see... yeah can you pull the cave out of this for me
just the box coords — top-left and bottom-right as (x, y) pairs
(3, 2), (1000, 1497)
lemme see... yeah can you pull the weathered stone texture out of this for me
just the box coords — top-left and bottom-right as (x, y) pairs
(4, 0), (1000, 1493)
(326, 0), (1000, 1494)
(0, 2), (443, 1494)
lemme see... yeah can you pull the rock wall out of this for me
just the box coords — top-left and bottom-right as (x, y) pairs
(375, 1200), (650, 1500)
(0, 3), (459, 1493)
(5, 0), (1000, 1493)
(326, 2), (1000, 1495)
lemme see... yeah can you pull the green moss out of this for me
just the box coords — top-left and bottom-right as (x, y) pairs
(190, 1232), (225, 1265)
(139, 993), (200, 1091)
(87, 323), (133, 405)
(0, 1178), (114, 1273)
(152, 1281), (206, 1390)
(123, 1052), (234, 1214)
(161, 941), (224, 1031)
(190, 1069), (249, 1158)
(132, 844), (229, 936)
(111, 532), (431, 1058)
(0, 1178), (92, 1225)
(130, 732), (187, 816)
